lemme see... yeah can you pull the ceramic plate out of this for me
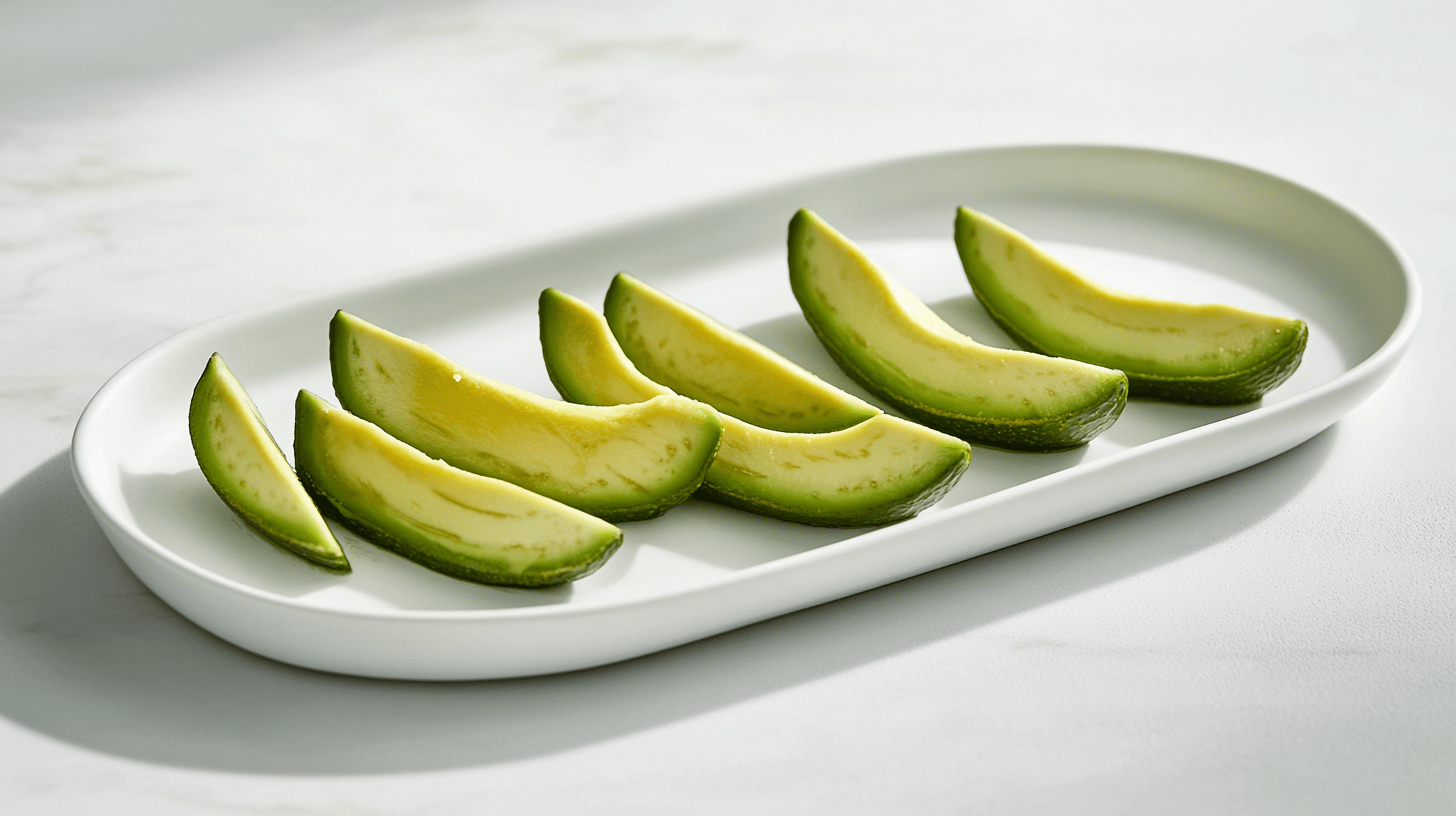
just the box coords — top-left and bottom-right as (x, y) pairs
(71, 145), (1419, 680)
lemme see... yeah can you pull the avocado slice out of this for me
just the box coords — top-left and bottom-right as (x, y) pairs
(329, 311), (723, 523)
(294, 390), (622, 587)
(953, 206), (1309, 405)
(541, 288), (971, 527)
(603, 272), (880, 433)
(188, 353), (349, 572)
(788, 209), (1128, 452)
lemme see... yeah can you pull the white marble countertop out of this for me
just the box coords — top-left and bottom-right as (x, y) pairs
(2, 1), (1452, 813)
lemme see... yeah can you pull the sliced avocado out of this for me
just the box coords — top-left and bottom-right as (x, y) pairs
(603, 272), (880, 433)
(541, 288), (970, 527)
(954, 206), (1308, 405)
(701, 413), (972, 526)
(542, 287), (669, 408)
(329, 311), (722, 523)
(188, 353), (349, 572)
(293, 390), (621, 587)
(788, 209), (1128, 452)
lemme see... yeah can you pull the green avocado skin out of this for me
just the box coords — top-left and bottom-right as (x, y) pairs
(189, 354), (350, 573)
(293, 391), (623, 588)
(787, 210), (1127, 453)
(953, 208), (1309, 406)
(601, 272), (881, 434)
(538, 287), (972, 528)
(328, 310), (721, 524)
(694, 444), (970, 528)
(972, 289), (1309, 405)
(295, 466), (620, 589)
(800, 316), (1127, 453)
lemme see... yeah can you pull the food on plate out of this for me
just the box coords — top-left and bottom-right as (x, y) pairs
(293, 390), (622, 587)
(188, 353), (349, 571)
(540, 288), (971, 527)
(329, 310), (723, 523)
(953, 206), (1308, 404)
(788, 209), (1128, 452)
(603, 272), (880, 433)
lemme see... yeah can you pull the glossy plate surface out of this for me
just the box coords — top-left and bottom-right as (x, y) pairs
(71, 145), (1419, 680)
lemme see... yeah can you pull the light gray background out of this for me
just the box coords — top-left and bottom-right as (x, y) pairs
(2, 1), (1451, 813)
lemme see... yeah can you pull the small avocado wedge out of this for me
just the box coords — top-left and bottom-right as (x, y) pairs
(953, 206), (1308, 405)
(330, 311), (723, 523)
(294, 390), (622, 587)
(788, 209), (1128, 452)
(541, 288), (970, 527)
(603, 272), (880, 433)
(188, 353), (349, 572)
(701, 413), (972, 527)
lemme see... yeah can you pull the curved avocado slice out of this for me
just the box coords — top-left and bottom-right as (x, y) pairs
(788, 210), (1128, 452)
(541, 288), (970, 527)
(188, 353), (349, 572)
(603, 272), (880, 433)
(701, 413), (971, 527)
(330, 311), (723, 523)
(953, 207), (1309, 405)
(293, 390), (622, 587)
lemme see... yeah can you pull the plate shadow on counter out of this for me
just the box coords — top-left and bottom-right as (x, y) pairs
(0, 431), (1334, 775)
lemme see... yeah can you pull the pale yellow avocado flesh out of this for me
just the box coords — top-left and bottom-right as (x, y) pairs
(330, 311), (722, 523)
(953, 207), (1308, 404)
(188, 353), (348, 572)
(540, 288), (970, 527)
(603, 272), (881, 433)
(293, 390), (622, 587)
(788, 210), (1127, 452)
(702, 412), (971, 525)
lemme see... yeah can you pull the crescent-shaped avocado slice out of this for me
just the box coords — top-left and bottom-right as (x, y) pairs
(330, 311), (723, 523)
(294, 390), (622, 587)
(188, 353), (349, 572)
(953, 206), (1308, 405)
(603, 272), (880, 433)
(540, 288), (970, 527)
(788, 209), (1128, 452)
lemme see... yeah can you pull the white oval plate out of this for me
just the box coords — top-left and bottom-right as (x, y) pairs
(71, 145), (1419, 680)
